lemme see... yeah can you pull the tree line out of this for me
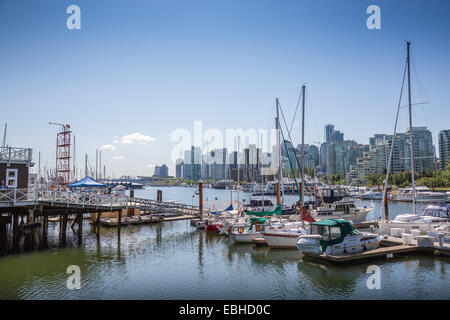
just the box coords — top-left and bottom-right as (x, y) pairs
(365, 163), (450, 190)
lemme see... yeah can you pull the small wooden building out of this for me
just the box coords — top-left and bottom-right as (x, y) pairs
(0, 147), (34, 189)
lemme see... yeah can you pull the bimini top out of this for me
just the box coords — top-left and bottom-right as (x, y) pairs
(311, 219), (350, 227)
(67, 176), (106, 188)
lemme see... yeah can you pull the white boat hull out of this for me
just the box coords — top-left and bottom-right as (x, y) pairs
(263, 232), (303, 249)
(230, 232), (262, 243)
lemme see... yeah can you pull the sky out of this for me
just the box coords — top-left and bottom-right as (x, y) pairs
(1, 0), (449, 177)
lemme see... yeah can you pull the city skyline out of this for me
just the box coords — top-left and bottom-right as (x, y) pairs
(1, 1), (450, 177)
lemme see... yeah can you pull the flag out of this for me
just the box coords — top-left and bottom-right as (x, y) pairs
(300, 206), (316, 223)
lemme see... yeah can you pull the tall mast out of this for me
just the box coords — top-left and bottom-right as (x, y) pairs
(301, 85), (306, 204)
(276, 98), (282, 205)
(237, 136), (240, 209)
(407, 41), (416, 215)
(73, 135), (76, 181)
(1, 123), (6, 148)
(85, 153), (88, 177)
(95, 149), (98, 180)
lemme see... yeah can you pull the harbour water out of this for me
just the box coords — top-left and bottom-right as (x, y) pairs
(0, 186), (449, 300)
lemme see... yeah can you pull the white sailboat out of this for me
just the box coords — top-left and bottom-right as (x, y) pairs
(379, 41), (449, 236)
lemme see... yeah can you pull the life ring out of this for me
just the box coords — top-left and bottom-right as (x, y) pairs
(238, 227), (244, 234)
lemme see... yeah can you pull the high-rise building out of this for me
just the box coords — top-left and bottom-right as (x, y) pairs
(183, 146), (202, 180)
(348, 127), (435, 184)
(325, 124), (335, 144)
(439, 129), (450, 171)
(153, 164), (169, 177)
(175, 159), (183, 178)
(244, 144), (262, 182)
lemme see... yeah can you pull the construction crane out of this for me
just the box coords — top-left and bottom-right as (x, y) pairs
(49, 122), (71, 186)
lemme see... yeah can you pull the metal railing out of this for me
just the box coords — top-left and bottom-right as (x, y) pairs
(0, 188), (37, 204)
(0, 147), (32, 162)
(0, 188), (127, 209)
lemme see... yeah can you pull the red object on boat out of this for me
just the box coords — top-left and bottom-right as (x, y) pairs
(300, 206), (316, 223)
(205, 224), (222, 232)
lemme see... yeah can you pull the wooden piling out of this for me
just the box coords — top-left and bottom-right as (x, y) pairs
(12, 213), (18, 247)
(157, 189), (162, 202)
(276, 183), (280, 206)
(42, 214), (48, 248)
(77, 211), (83, 245)
(383, 182), (389, 221)
(199, 181), (203, 220)
(61, 212), (68, 246)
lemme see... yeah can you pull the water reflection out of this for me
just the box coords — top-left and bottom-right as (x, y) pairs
(1, 186), (449, 299)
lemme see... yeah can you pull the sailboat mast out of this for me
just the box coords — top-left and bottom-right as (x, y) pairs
(276, 98), (281, 205)
(237, 136), (240, 210)
(406, 41), (416, 215)
(301, 85), (306, 204)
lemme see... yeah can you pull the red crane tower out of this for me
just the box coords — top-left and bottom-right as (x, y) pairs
(49, 122), (71, 186)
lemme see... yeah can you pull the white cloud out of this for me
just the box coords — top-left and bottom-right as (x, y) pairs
(100, 144), (116, 150)
(120, 132), (155, 145)
(110, 156), (125, 161)
(147, 164), (155, 168)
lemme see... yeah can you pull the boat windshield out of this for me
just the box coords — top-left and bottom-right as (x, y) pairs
(250, 200), (274, 207)
(421, 207), (449, 219)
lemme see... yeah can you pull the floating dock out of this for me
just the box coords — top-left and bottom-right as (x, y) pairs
(303, 236), (450, 264)
(162, 214), (197, 221)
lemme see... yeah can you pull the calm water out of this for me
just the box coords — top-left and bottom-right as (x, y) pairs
(0, 186), (449, 300)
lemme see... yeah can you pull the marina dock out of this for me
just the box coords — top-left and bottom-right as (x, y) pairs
(304, 236), (450, 264)
(0, 187), (206, 250)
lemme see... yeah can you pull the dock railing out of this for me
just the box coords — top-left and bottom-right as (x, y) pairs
(0, 188), (127, 209)
(0, 146), (32, 162)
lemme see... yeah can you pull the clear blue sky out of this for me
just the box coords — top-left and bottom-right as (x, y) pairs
(1, 0), (449, 177)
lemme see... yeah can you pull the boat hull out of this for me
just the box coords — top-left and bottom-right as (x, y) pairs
(230, 232), (262, 243)
(205, 224), (222, 232)
(263, 232), (302, 249)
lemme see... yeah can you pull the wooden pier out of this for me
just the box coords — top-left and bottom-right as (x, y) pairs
(0, 188), (205, 252)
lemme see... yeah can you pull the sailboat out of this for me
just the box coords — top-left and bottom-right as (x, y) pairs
(379, 41), (450, 235)
(262, 87), (310, 248)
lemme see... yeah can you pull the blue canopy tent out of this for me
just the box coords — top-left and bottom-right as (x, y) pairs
(67, 176), (106, 188)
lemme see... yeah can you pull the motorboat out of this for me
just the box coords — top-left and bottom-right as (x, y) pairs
(379, 204), (450, 234)
(263, 221), (308, 249)
(311, 199), (372, 223)
(296, 219), (382, 256)
(395, 186), (447, 203)
(244, 197), (276, 213)
(359, 188), (385, 200)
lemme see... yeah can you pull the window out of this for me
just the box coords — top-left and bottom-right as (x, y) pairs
(439, 210), (449, 219)
(330, 227), (341, 240)
(6, 169), (18, 188)
(322, 226), (331, 240)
